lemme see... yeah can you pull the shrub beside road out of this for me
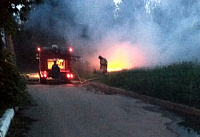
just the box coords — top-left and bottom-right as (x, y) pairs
(0, 49), (29, 114)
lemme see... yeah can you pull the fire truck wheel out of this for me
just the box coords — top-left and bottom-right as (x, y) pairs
(40, 78), (47, 84)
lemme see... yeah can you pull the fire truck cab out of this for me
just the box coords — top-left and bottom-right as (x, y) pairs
(36, 45), (74, 83)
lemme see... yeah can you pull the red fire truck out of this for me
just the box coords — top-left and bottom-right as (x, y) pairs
(36, 45), (76, 83)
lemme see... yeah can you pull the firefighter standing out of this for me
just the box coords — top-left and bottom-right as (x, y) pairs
(52, 60), (61, 81)
(98, 55), (108, 75)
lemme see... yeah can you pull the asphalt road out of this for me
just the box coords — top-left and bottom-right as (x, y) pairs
(23, 83), (199, 137)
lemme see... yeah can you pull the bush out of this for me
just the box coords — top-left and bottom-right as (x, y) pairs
(0, 49), (28, 110)
(102, 62), (200, 109)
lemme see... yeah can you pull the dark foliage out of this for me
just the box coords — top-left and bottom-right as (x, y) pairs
(14, 30), (39, 72)
(0, 49), (28, 110)
(0, 0), (43, 35)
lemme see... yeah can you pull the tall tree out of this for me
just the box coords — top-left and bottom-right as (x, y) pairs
(0, 0), (43, 51)
(0, 0), (42, 35)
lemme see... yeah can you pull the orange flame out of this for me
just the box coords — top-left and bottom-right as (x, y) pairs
(106, 43), (145, 72)
(88, 42), (146, 72)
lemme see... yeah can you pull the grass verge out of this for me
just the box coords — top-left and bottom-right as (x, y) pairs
(101, 62), (200, 109)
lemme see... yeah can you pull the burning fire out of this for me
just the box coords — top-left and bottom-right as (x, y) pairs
(88, 42), (146, 72)
(108, 67), (122, 72)
(106, 43), (145, 72)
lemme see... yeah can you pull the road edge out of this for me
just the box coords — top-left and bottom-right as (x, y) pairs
(89, 82), (200, 118)
(0, 109), (14, 137)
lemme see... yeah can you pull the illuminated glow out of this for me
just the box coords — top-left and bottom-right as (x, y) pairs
(27, 73), (40, 78)
(70, 74), (74, 79)
(68, 47), (73, 52)
(47, 59), (65, 70)
(44, 73), (47, 78)
(100, 42), (146, 72)
(107, 67), (121, 72)
(44, 71), (47, 78)
(37, 47), (41, 52)
(67, 73), (74, 79)
(88, 42), (146, 72)
(40, 71), (47, 78)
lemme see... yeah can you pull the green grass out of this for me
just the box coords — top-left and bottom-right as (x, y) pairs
(101, 62), (200, 109)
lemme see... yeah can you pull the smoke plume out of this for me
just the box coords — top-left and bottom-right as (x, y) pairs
(26, 0), (200, 70)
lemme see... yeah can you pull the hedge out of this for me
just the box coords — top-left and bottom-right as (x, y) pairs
(0, 49), (28, 110)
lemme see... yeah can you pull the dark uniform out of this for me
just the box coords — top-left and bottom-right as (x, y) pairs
(52, 61), (60, 79)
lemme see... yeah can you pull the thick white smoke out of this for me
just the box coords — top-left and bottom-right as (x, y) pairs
(26, 0), (200, 70)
